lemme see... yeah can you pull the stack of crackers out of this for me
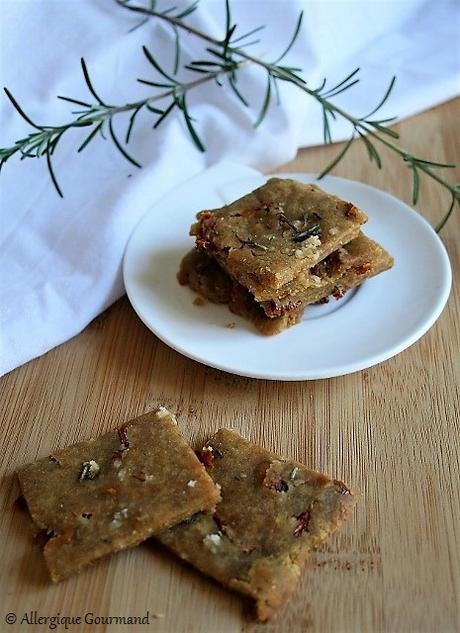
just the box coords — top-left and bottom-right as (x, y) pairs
(179, 178), (394, 334)
(18, 409), (357, 621)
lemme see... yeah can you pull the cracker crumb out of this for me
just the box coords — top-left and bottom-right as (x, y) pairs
(193, 296), (205, 306)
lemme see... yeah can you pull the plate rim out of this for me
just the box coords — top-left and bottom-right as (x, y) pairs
(123, 168), (452, 381)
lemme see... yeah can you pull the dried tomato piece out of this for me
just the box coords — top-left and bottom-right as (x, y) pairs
(343, 202), (358, 218)
(332, 286), (346, 300)
(293, 509), (311, 537)
(333, 479), (351, 495)
(195, 212), (217, 251)
(353, 262), (372, 276)
(268, 300), (303, 318)
(117, 423), (129, 450)
(197, 446), (214, 470)
(113, 422), (130, 460)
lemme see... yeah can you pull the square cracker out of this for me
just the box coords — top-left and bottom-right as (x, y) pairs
(178, 249), (304, 335)
(157, 429), (358, 621)
(178, 233), (392, 334)
(18, 408), (220, 582)
(191, 177), (367, 299)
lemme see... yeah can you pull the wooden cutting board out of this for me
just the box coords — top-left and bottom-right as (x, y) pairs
(1, 98), (459, 633)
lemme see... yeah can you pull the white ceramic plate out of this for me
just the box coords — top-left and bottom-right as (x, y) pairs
(123, 162), (452, 380)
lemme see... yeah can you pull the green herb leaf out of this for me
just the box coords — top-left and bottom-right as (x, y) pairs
(3, 88), (43, 130)
(80, 58), (107, 106)
(108, 118), (141, 168)
(142, 46), (178, 85)
(272, 11), (303, 64)
(318, 135), (355, 179)
(45, 140), (63, 197)
(254, 74), (271, 128)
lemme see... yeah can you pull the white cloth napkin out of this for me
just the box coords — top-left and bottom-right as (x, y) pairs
(1, 0), (459, 376)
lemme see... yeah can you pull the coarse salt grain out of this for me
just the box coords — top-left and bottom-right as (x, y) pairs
(155, 406), (170, 419)
(203, 533), (222, 551)
(155, 406), (177, 424)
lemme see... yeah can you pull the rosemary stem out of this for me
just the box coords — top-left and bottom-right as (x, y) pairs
(119, 1), (459, 205)
(27, 68), (233, 135)
(351, 120), (458, 195)
(110, 68), (229, 114)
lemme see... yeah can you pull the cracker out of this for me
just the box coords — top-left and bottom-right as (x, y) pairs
(178, 234), (392, 335)
(191, 177), (367, 299)
(178, 249), (304, 335)
(18, 408), (220, 582)
(158, 429), (358, 621)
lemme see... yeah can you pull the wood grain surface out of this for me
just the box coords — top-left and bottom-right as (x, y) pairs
(1, 98), (459, 633)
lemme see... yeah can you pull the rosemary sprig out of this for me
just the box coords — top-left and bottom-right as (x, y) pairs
(0, 55), (244, 196)
(117, 0), (458, 231)
(0, 0), (458, 232)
